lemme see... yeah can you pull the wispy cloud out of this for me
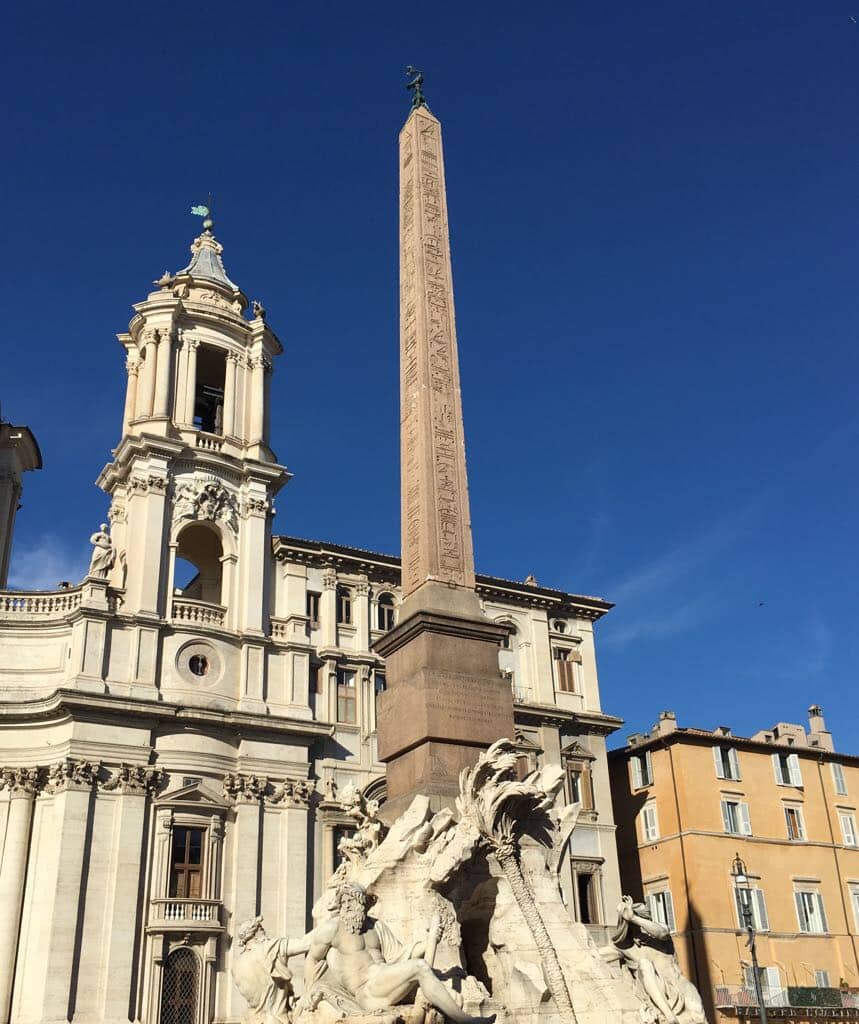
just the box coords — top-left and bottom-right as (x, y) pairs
(7, 534), (89, 590)
(602, 588), (728, 649)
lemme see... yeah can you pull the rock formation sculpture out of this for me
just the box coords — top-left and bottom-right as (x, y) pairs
(234, 739), (707, 1024)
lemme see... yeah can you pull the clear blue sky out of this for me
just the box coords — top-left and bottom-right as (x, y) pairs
(2, 2), (857, 748)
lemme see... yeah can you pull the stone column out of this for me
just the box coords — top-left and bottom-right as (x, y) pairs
(34, 760), (97, 1024)
(153, 327), (173, 419)
(184, 338), (199, 424)
(99, 767), (162, 1024)
(0, 473), (21, 589)
(248, 356), (265, 443)
(262, 357), (272, 445)
(0, 769), (38, 1024)
(354, 579), (370, 650)
(224, 777), (263, 1020)
(122, 356), (139, 434)
(137, 331), (158, 420)
(174, 335), (190, 426)
(223, 352), (238, 436)
(320, 568), (337, 650)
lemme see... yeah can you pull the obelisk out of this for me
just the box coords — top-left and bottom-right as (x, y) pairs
(375, 76), (514, 819)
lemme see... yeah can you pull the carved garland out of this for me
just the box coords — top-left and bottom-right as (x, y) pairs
(223, 773), (314, 808)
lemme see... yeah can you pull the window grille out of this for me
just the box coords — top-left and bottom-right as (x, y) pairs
(160, 948), (199, 1024)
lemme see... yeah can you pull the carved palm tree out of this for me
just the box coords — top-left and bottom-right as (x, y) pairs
(456, 740), (577, 1022)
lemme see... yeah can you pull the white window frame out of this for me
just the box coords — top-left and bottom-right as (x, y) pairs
(714, 745), (741, 781)
(784, 803), (806, 841)
(735, 884), (770, 932)
(721, 798), (752, 835)
(773, 751), (803, 787)
(795, 889), (828, 934)
(840, 811), (858, 847)
(641, 801), (659, 843)
(646, 889), (676, 932)
(849, 884), (859, 931)
(631, 750), (653, 789)
(832, 763), (848, 797)
(815, 970), (831, 988)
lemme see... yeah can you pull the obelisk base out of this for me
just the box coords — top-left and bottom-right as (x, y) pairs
(373, 605), (514, 823)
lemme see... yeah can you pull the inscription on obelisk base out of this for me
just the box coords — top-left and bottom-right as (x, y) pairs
(375, 101), (513, 822)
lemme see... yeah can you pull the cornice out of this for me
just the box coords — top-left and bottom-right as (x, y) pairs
(608, 730), (859, 766)
(513, 702), (624, 735)
(0, 688), (334, 740)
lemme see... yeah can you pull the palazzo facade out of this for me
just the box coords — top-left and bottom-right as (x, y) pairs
(0, 221), (625, 1024)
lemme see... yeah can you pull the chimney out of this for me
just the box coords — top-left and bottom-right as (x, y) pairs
(808, 704), (834, 752)
(656, 710), (677, 736)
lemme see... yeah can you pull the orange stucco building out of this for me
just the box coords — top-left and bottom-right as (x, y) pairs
(609, 707), (859, 1022)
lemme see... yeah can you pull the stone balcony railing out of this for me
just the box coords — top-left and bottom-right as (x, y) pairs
(195, 431), (224, 452)
(0, 587), (83, 620)
(171, 598), (226, 628)
(149, 898), (222, 931)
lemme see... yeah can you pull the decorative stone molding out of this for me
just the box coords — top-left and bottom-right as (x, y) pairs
(322, 568), (337, 591)
(44, 758), (100, 794)
(266, 778), (314, 808)
(355, 580), (369, 597)
(0, 767), (40, 795)
(242, 496), (269, 518)
(129, 474), (169, 495)
(223, 773), (268, 803)
(108, 503), (127, 524)
(101, 764), (166, 795)
(174, 475), (239, 534)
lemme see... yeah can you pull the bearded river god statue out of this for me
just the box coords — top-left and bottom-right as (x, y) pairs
(233, 740), (708, 1024)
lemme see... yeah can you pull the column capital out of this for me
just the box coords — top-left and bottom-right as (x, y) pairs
(100, 764), (166, 796)
(0, 766), (40, 796)
(43, 758), (100, 794)
(265, 777), (315, 808)
(223, 772), (268, 804)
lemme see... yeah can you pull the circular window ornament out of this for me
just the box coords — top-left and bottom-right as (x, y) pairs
(189, 654), (209, 677)
(175, 641), (222, 687)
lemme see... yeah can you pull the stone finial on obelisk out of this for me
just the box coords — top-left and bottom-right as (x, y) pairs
(374, 77), (514, 820)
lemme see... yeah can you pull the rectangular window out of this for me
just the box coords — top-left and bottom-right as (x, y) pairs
(567, 763), (594, 810)
(168, 826), (204, 899)
(631, 750), (654, 789)
(832, 763), (848, 796)
(377, 597), (395, 632)
(744, 966), (782, 996)
(714, 745), (741, 781)
(773, 751), (803, 787)
(553, 647), (580, 693)
(785, 805), (806, 841)
(192, 346), (227, 433)
(336, 587), (352, 625)
(646, 890), (676, 932)
(576, 872), (600, 925)
(735, 886), (770, 931)
(306, 591), (321, 628)
(815, 970), (831, 988)
(721, 799), (752, 835)
(840, 812), (858, 847)
(374, 672), (387, 696)
(850, 886), (859, 931)
(796, 890), (828, 934)
(641, 801), (659, 842)
(336, 668), (357, 724)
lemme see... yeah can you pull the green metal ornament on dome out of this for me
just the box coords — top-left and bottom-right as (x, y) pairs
(191, 200), (214, 232)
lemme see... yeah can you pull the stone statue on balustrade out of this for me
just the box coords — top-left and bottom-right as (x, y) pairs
(600, 896), (706, 1024)
(232, 916), (296, 1024)
(88, 523), (115, 578)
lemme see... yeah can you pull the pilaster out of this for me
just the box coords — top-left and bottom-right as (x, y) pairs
(0, 769), (38, 1024)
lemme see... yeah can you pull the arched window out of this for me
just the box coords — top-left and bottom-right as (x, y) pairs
(175, 523), (224, 606)
(160, 948), (199, 1024)
(377, 593), (396, 631)
(193, 346), (226, 434)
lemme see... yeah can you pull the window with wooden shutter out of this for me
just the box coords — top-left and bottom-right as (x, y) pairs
(840, 812), (858, 847)
(553, 647), (580, 692)
(647, 890), (675, 931)
(832, 763), (848, 796)
(641, 802), (659, 842)
(785, 805), (806, 841)
(336, 668), (357, 723)
(795, 890), (828, 934)
(168, 827), (204, 899)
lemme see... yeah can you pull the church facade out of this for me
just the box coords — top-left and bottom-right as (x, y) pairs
(0, 147), (625, 1024)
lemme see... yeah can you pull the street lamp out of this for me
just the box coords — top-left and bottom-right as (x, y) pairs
(732, 852), (768, 1024)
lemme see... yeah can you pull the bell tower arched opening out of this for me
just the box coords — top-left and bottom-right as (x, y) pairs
(174, 522), (224, 606)
(193, 346), (226, 434)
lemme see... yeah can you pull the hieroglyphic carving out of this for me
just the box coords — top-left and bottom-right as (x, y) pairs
(399, 107), (476, 596)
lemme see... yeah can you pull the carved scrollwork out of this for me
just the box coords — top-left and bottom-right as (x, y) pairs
(101, 764), (166, 795)
(173, 475), (239, 534)
(44, 758), (100, 794)
(0, 767), (40, 795)
(266, 778), (315, 808)
(322, 569), (337, 591)
(223, 773), (269, 803)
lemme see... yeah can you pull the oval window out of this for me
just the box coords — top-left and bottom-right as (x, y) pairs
(189, 654), (209, 677)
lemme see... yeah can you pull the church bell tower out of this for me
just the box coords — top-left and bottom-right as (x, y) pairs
(97, 211), (289, 670)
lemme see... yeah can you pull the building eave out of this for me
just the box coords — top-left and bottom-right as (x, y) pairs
(608, 728), (859, 765)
